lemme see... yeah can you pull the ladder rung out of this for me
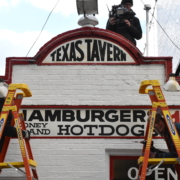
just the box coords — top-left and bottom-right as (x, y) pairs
(0, 159), (37, 169)
(138, 156), (179, 165)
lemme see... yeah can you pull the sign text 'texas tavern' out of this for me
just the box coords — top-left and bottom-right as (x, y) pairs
(42, 38), (135, 63)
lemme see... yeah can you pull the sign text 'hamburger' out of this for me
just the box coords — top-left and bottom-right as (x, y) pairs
(21, 108), (179, 138)
(18, 108), (176, 138)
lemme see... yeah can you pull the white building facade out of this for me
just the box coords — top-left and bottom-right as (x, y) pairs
(0, 27), (179, 180)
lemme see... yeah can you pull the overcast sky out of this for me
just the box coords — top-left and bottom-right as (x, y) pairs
(0, 0), (156, 75)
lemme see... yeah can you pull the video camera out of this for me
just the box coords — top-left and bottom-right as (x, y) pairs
(109, 4), (135, 26)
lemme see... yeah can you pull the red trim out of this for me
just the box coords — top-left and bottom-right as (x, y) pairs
(37, 34), (140, 65)
(40, 62), (138, 65)
(35, 28), (142, 65)
(110, 157), (113, 180)
(1, 27), (173, 83)
(2, 57), (35, 84)
(110, 156), (138, 160)
(142, 56), (172, 82)
(21, 136), (163, 139)
(110, 156), (138, 180)
(142, 56), (172, 60)
(21, 105), (153, 109)
(176, 77), (180, 85)
(21, 105), (180, 109)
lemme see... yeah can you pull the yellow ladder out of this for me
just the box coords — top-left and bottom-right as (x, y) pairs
(137, 80), (180, 180)
(0, 84), (38, 180)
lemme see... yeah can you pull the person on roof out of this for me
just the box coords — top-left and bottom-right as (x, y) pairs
(106, 0), (142, 45)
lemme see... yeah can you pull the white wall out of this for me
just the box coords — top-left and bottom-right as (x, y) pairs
(12, 64), (166, 106)
(1, 63), (176, 180)
(3, 138), (166, 180)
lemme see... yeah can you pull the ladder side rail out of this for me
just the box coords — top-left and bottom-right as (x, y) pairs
(148, 90), (158, 103)
(161, 108), (180, 157)
(19, 114), (38, 180)
(137, 85), (159, 180)
(14, 93), (36, 162)
(142, 120), (150, 152)
(151, 85), (180, 157)
(137, 164), (143, 180)
(138, 107), (157, 180)
(9, 93), (38, 180)
(142, 90), (161, 152)
(138, 122), (150, 179)
(137, 112), (151, 180)
(20, 115), (33, 160)
(14, 93), (38, 179)
(13, 109), (33, 180)
(14, 93), (23, 112)
(138, 80), (180, 180)
(0, 84), (38, 179)
(150, 83), (180, 179)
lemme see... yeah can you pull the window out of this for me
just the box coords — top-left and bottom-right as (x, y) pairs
(110, 156), (177, 180)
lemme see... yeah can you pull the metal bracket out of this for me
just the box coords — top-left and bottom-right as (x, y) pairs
(7, 163), (26, 177)
(146, 159), (164, 176)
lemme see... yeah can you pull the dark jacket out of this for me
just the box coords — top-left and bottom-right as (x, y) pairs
(154, 122), (180, 158)
(106, 11), (142, 45)
(0, 98), (17, 138)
